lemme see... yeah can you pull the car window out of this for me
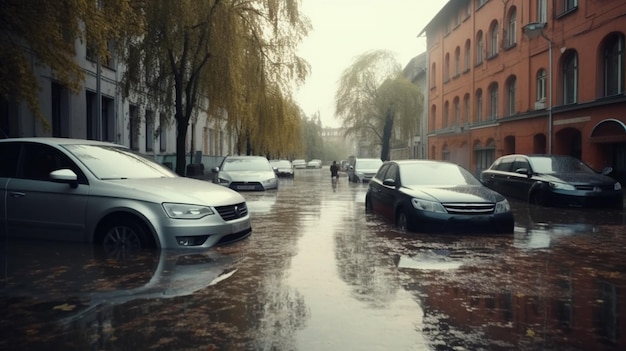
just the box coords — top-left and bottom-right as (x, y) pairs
(0, 142), (21, 178)
(19, 143), (83, 181)
(400, 163), (482, 186)
(494, 157), (514, 172)
(64, 144), (177, 179)
(374, 164), (390, 181)
(512, 157), (530, 173)
(385, 164), (398, 183)
(529, 156), (595, 174)
(356, 159), (382, 169)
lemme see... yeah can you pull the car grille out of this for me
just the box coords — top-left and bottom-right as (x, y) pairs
(443, 203), (495, 215)
(215, 202), (248, 221)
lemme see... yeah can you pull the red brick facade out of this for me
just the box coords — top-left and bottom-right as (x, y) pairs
(421, 0), (626, 183)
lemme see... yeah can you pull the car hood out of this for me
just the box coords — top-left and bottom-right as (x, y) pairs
(537, 172), (618, 185)
(219, 170), (275, 182)
(96, 177), (245, 206)
(402, 185), (504, 203)
(355, 168), (379, 173)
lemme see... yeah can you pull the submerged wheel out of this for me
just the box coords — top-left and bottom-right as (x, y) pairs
(396, 210), (409, 232)
(529, 191), (547, 207)
(365, 197), (373, 214)
(99, 217), (152, 259)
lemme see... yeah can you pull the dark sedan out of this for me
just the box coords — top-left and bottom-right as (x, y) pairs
(365, 160), (514, 234)
(480, 154), (623, 208)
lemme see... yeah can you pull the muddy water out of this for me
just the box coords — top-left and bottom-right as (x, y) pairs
(2, 168), (626, 350)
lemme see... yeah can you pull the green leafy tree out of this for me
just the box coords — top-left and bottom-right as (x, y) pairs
(335, 50), (423, 161)
(119, 0), (309, 175)
(0, 0), (140, 129)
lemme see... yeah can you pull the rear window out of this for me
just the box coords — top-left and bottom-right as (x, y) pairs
(0, 142), (20, 177)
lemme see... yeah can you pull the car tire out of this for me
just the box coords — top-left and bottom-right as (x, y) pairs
(529, 191), (547, 207)
(365, 197), (373, 214)
(99, 216), (153, 259)
(396, 210), (410, 232)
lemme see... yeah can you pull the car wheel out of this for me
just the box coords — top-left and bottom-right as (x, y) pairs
(365, 197), (373, 213)
(99, 217), (152, 259)
(396, 210), (410, 232)
(529, 191), (547, 206)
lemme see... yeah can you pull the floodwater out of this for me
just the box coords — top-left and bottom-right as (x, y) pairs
(2, 168), (626, 350)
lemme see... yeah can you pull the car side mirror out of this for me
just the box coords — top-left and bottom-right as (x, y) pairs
(515, 168), (529, 176)
(50, 169), (78, 188)
(382, 178), (396, 187)
(602, 166), (613, 176)
(211, 166), (220, 173)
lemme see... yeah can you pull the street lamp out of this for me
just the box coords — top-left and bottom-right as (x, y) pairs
(523, 21), (552, 154)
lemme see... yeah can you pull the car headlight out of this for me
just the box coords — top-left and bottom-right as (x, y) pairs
(262, 178), (277, 185)
(411, 198), (447, 213)
(494, 199), (510, 214)
(549, 181), (575, 190)
(163, 203), (214, 219)
(615, 182), (622, 191)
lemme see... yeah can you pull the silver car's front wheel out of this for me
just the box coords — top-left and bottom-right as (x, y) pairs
(100, 218), (150, 259)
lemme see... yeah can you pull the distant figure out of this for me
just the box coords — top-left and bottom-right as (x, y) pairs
(330, 160), (339, 191)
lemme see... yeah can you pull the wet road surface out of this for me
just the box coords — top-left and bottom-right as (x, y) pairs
(2, 168), (626, 350)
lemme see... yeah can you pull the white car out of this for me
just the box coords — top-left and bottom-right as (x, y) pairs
(212, 156), (278, 191)
(307, 159), (322, 168)
(0, 138), (252, 253)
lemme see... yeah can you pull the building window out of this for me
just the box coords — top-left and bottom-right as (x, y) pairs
(475, 140), (495, 175)
(464, 40), (471, 71)
(444, 53), (450, 82)
(430, 105), (437, 132)
(475, 89), (483, 122)
(476, 0), (488, 9)
(489, 83), (499, 120)
(464, 94), (470, 123)
(537, 69), (547, 101)
(506, 8), (517, 48)
(454, 97), (460, 125)
(444, 101), (449, 127)
(145, 110), (154, 152)
(604, 34), (625, 97)
(507, 76), (516, 116)
(538, 0), (547, 23)
(476, 31), (484, 64)
(129, 105), (139, 150)
(159, 113), (167, 152)
(454, 47), (461, 76)
(563, 52), (578, 104)
(431, 63), (437, 88)
(489, 22), (499, 58)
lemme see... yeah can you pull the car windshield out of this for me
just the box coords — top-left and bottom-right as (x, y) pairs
(64, 144), (177, 179)
(223, 157), (272, 171)
(357, 160), (382, 169)
(529, 156), (595, 174)
(400, 163), (482, 186)
(271, 160), (291, 168)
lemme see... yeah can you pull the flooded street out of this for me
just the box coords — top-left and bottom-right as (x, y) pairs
(2, 168), (626, 350)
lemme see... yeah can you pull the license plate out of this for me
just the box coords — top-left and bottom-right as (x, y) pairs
(232, 219), (250, 232)
(237, 185), (256, 190)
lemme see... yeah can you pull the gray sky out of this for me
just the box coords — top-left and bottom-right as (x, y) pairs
(295, 0), (448, 128)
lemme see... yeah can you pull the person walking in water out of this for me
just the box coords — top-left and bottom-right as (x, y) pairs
(330, 160), (339, 191)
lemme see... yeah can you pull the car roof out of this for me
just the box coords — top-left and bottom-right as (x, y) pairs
(0, 137), (124, 148)
(386, 159), (456, 166)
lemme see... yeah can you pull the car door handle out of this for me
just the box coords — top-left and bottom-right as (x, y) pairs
(9, 192), (26, 198)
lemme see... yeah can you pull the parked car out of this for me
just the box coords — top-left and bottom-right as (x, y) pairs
(365, 160), (514, 233)
(480, 154), (623, 208)
(307, 159), (322, 168)
(270, 159), (294, 178)
(348, 158), (383, 183)
(292, 159), (307, 169)
(0, 138), (252, 252)
(212, 155), (278, 191)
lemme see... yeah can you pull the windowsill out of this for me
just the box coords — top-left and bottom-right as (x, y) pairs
(444, 78), (451, 84)
(452, 73), (460, 79)
(556, 6), (578, 19)
(503, 43), (517, 51)
(475, 61), (483, 67)
(463, 68), (471, 74)
(486, 53), (499, 60)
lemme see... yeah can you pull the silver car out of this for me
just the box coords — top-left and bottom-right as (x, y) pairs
(0, 138), (252, 253)
(212, 155), (278, 191)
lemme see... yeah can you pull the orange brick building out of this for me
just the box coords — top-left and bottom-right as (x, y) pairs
(419, 0), (626, 183)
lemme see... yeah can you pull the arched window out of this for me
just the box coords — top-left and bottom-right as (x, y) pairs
(506, 7), (517, 47)
(454, 97), (460, 125)
(489, 21), (499, 57)
(536, 69), (547, 102)
(489, 82), (499, 119)
(454, 47), (461, 76)
(563, 51), (578, 104)
(443, 101), (450, 127)
(444, 53), (450, 82)
(464, 94), (471, 123)
(537, 0), (547, 22)
(464, 39), (471, 72)
(506, 76), (516, 116)
(430, 105), (437, 132)
(476, 31), (484, 64)
(604, 33), (625, 96)
(431, 63), (437, 88)
(475, 89), (483, 122)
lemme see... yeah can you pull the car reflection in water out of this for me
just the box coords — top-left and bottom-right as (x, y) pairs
(1, 240), (238, 328)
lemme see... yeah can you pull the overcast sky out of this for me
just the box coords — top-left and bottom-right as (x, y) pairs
(295, 0), (448, 128)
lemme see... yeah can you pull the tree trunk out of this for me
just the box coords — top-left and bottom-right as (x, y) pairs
(380, 112), (394, 161)
(175, 117), (189, 176)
